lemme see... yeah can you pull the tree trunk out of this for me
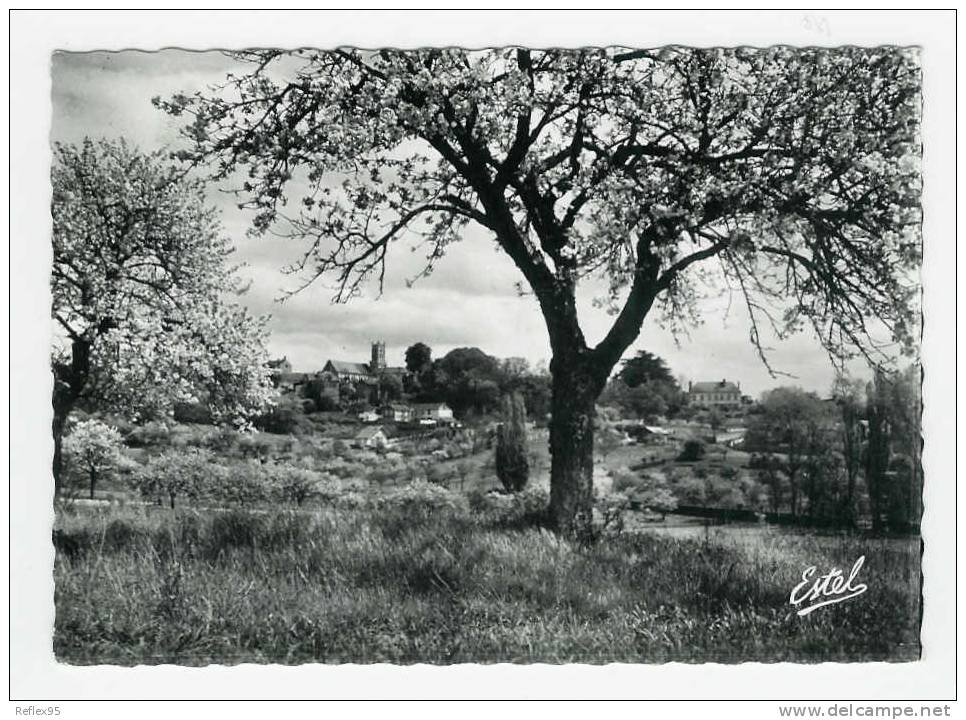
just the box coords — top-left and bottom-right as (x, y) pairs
(548, 361), (601, 537)
(51, 337), (92, 500)
(51, 409), (67, 499)
(89, 468), (96, 500)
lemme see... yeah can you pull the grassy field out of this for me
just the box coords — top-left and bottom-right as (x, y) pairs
(53, 493), (921, 666)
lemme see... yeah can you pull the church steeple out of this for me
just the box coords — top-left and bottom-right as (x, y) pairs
(370, 341), (386, 371)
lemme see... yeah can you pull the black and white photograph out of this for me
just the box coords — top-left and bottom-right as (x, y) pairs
(8, 7), (958, 710)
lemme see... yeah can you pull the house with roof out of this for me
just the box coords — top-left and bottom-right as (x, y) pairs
(688, 379), (742, 408)
(382, 403), (414, 423)
(412, 402), (455, 425)
(352, 425), (391, 449)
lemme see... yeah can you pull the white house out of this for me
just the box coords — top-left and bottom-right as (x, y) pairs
(412, 402), (455, 425)
(688, 380), (742, 408)
(353, 425), (390, 449)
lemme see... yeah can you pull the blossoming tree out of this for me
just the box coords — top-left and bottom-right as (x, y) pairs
(51, 139), (276, 497)
(159, 47), (921, 535)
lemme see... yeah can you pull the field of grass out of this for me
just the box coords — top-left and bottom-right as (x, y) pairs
(53, 493), (921, 666)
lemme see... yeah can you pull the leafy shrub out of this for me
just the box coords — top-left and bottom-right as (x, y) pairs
(678, 439), (706, 462)
(203, 426), (239, 453)
(172, 402), (213, 425)
(610, 467), (642, 494)
(132, 448), (218, 509)
(376, 480), (470, 524)
(237, 433), (277, 460)
(102, 518), (150, 552)
(266, 463), (331, 506)
(211, 459), (270, 506)
(468, 485), (549, 527)
(124, 421), (172, 448)
(254, 399), (307, 435)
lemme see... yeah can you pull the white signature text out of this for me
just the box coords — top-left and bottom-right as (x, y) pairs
(789, 555), (868, 616)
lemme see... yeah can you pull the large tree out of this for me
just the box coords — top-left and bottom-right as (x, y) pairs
(159, 47), (921, 535)
(615, 350), (676, 388)
(51, 139), (275, 496)
(404, 341), (433, 373)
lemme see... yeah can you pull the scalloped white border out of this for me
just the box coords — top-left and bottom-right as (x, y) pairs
(8, 7), (957, 706)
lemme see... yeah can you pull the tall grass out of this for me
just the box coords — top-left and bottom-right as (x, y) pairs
(53, 499), (920, 665)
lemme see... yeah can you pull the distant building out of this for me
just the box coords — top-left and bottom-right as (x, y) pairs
(275, 371), (314, 392)
(323, 342), (407, 384)
(357, 410), (381, 424)
(688, 380), (742, 408)
(267, 357), (292, 374)
(412, 402), (455, 425)
(641, 425), (674, 444)
(381, 403), (414, 423)
(716, 428), (747, 448)
(353, 425), (390, 449)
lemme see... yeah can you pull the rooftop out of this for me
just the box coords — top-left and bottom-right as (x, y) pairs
(691, 380), (740, 394)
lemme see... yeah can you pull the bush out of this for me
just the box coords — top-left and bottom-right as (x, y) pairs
(124, 421), (172, 448)
(468, 485), (549, 527)
(678, 439), (706, 462)
(132, 448), (218, 509)
(266, 463), (331, 506)
(376, 480), (470, 524)
(610, 467), (642, 494)
(211, 459), (270, 506)
(172, 402), (213, 425)
(254, 400), (307, 435)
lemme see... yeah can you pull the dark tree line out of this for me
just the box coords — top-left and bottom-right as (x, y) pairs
(746, 366), (921, 531)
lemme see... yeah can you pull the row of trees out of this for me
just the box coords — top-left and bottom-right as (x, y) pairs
(745, 366), (921, 531)
(403, 344), (552, 420)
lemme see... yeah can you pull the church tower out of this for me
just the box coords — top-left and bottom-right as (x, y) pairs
(370, 341), (386, 372)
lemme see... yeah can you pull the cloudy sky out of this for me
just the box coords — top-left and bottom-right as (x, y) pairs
(51, 49), (894, 397)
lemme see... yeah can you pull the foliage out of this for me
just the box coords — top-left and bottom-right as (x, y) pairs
(253, 398), (309, 435)
(51, 138), (276, 426)
(375, 480), (471, 524)
(495, 393), (530, 492)
(678, 440), (706, 463)
(633, 473), (679, 518)
(62, 418), (123, 499)
(600, 377), (681, 421)
(616, 350), (676, 388)
(131, 448), (218, 509)
(377, 372), (404, 402)
(210, 458), (270, 507)
(745, 387), (836, 516)
(865, 366), (921, 532)
(404, 342), (433, 374)
(266, 463), (332, 506)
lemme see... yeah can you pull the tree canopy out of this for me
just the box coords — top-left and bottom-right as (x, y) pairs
(51, 138), (277, 494)
(160, 46), (920, 372)
(404, 341), (433, 373)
